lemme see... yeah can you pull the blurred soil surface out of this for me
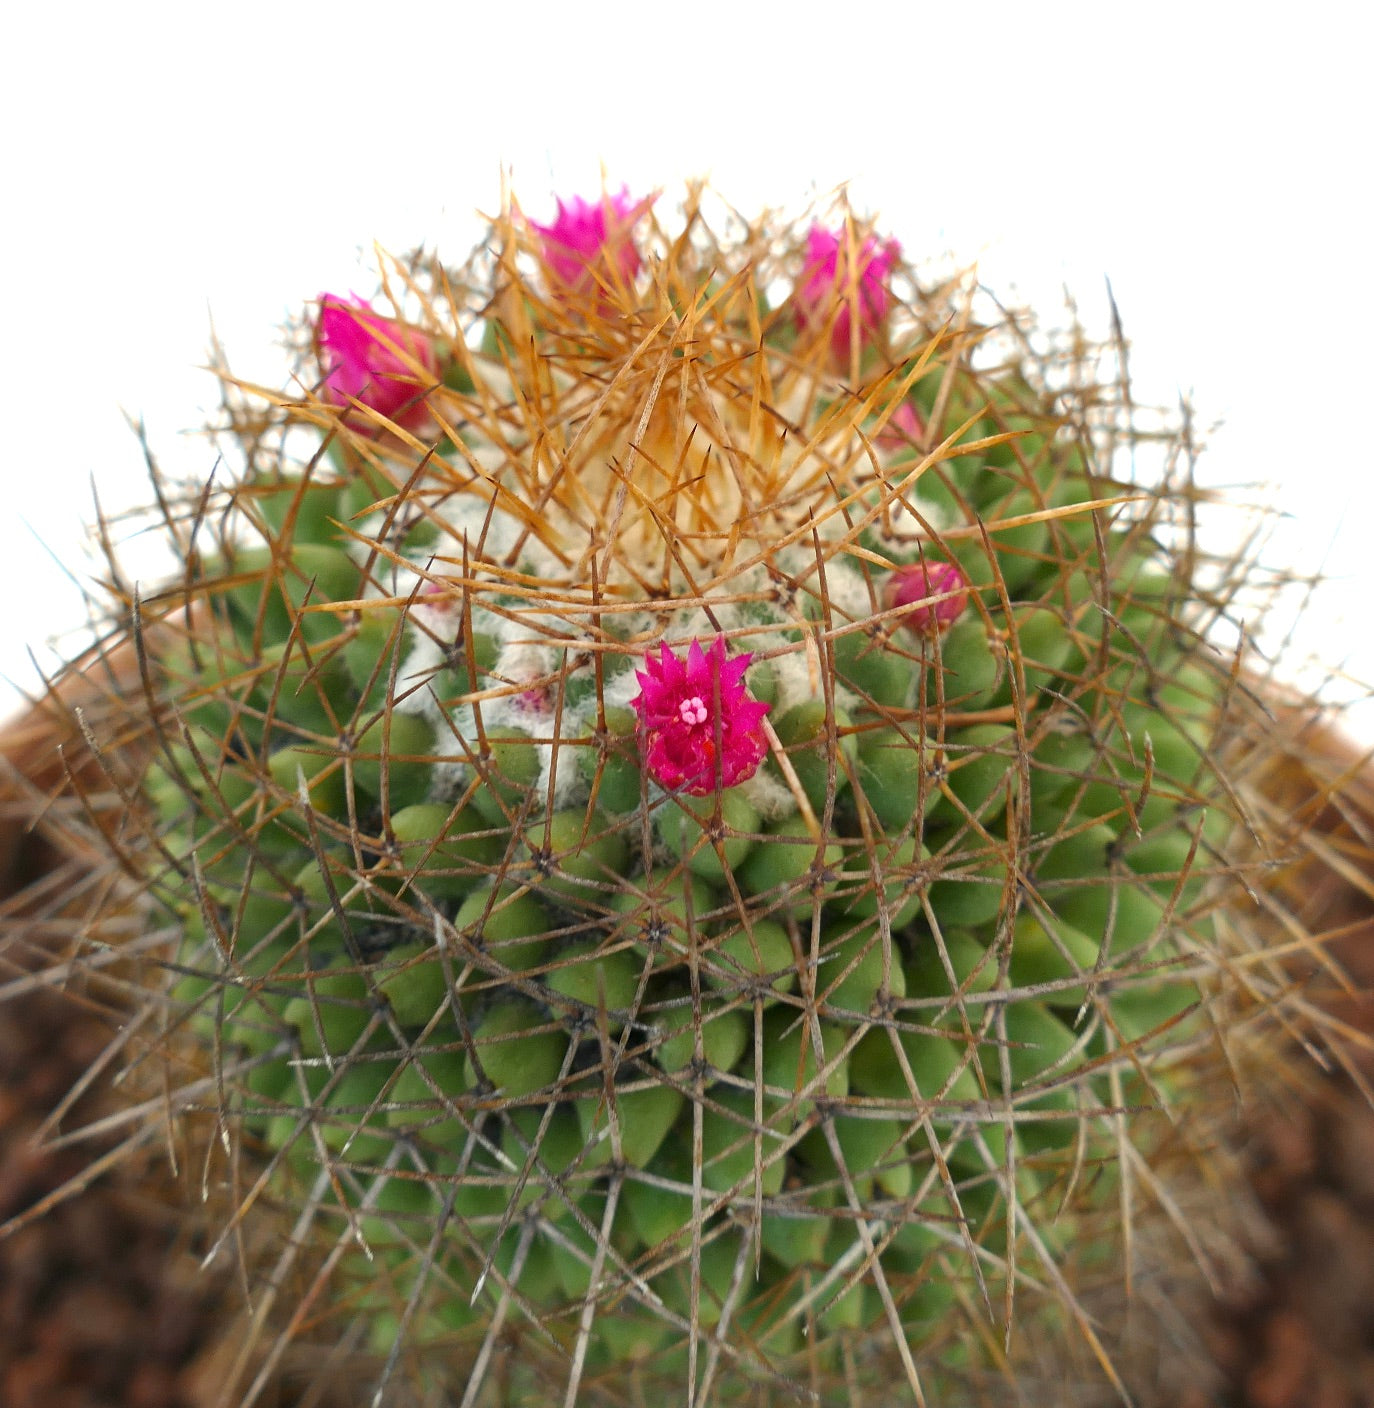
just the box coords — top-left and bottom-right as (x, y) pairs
(1188, 712), (1374, 1408)
(1193, 946), (1374, 1408)
(1182, 921), (1374, 1408)
(0, 691), (237, 1408)
(0, 984), (228, 1408)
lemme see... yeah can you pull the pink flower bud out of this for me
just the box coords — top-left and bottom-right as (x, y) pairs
(875, 399), (926, 453)
(630, 637), (770, 796)
(529, 188), (651, 295)
(316, 295), (439, 432)
(795, 224), (901, 360)
(885, 560), (969, 634)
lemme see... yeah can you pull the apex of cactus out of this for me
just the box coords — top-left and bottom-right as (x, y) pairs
(314, 293), (439, 430)
(631, 635), (771, 794)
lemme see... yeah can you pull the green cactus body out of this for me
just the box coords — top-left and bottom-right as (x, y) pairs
(138, 188), (1255, 1405)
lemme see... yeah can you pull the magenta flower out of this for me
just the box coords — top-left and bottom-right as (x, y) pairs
(630, 637), (770, 795)
(875, 399), (926, 453)
(529, 188), (651, 294)
(795, 224), (902, 360)
(885, 560), (969, 634)
(316, 295), (439, 431)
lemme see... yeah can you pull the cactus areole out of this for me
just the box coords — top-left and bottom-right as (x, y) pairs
(118, 183), (1263, 1405)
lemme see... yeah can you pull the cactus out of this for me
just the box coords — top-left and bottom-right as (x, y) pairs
(15, 183), (1304, 1405)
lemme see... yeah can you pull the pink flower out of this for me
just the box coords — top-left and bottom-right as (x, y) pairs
(885, 560), (969, 634)
(316, 295), (439, 431)
(630, 637), (770, 795)
(875, 399), (926, 453)
(795, 224), (901, 360)
(529, 188), (650, 294)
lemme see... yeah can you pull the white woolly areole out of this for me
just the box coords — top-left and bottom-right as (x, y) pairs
(734, 757), (798, 822)
(371, 418), (938, 817)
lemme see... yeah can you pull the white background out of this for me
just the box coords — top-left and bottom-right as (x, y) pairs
(2, 4), (1371, 735)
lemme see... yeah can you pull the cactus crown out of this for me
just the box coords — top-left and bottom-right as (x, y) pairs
(31, 183), (1286, 1406)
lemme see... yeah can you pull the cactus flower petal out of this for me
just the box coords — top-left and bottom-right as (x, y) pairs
(875, 399), (926, 453)
(530, 188), (651, 292)
(316, 295), (439, 431)
(886, 560), (969, 634)
(631, 637), (770, 795)
(796, 224), (901, 359)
